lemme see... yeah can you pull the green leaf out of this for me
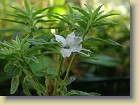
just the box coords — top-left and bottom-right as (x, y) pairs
(22, 77), (32, 96)
(92, 21), (117, 27)
(30, 55), (39, 63)
(36, 19), (58, 24)
(65, 90), (88, 96)
(47, 68), (57, 76)
(72, 6), (90, 18)
(4, 61), (13, 72)
(33, 7), (50, 16)
(88, 37), (122, 46)
(67, 4), (73, 14)
(10, 6), (27, 15)
(96, 13), (120, 21)
(66, 90), (101, 96)
(42, 51), (60, 55)
(66, 75), (76, 86)
(104, 39), (122, 46)
(0, 41), (14, 49)
(24, 0), (31, 14)
(10, 76), (19, 94)
(51, 15), (72, 25)
(13, 67), (22, 77)
(0, 18), (27, 25)
(89, 92), (101, 96)
(20, 35), (29, 49)
(4, 13), (29, 20)
(81, 55), (121, 67)
(84, 4), (92, 15)
(77, 20), (87, 30)
(92, 5), (103, 21)
(25, 76), (42, 96)
(10, 67), (22, 95)
(11, 39), (20, 49)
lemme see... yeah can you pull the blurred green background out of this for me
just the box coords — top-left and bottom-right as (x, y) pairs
(0, 0), (130, 96)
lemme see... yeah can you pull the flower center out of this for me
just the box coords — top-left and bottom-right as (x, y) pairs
(64, 45), (70, 49)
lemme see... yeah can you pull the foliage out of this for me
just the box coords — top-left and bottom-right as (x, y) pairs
(0, 0), (122, 96)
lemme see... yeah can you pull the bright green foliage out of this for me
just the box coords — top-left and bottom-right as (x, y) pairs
(0, 0), (121, 96)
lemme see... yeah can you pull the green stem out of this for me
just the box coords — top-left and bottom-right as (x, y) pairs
(63, 54), (75, 81)
(58, 56), (64, 76)
(82, 17), (93, 39)
(82, 25), (91, 39)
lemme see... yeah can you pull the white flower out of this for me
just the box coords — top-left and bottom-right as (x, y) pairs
(54, 32), (90, 58)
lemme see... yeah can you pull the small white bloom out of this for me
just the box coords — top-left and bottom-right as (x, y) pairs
(54, 32), (90, 58)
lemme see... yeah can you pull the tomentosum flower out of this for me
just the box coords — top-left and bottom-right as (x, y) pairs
(54, 32), (90, 58)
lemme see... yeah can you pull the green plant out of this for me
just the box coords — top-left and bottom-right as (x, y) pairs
(0, 0), (121, 96)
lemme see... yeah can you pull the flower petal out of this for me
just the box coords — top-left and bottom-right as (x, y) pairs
(66, 32), (75, 45)
(60, 48), (72, 58)
(77, 51), (90, 57)
(73, 36), (82, 45)
(71, 44), (82, 52)
(54, 34), (66, 46)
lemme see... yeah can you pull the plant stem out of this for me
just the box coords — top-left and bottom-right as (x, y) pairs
(82, 25), (91, 39)
(58, 56), (64, 76)
(63, 54), (75, 81)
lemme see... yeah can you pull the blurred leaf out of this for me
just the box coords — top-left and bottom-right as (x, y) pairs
(88, 37), (122, 46)
(24, 0), (31, 14)
(10, 6), (27, 15)
(96, 13), (120, 21)
(72, 6), (90, 18)
(67, 4), (73, 14)
(10, 67), (22, 94)
(65, 75), (76, 86)
(91, 5), (103, 21)
(4, 61), (14, 72)
(92, 21), (117, 27)
(4, 13), (29, 19)
(82, 55), (121, 67)
(22, 77), (32, 96)
(0, 18), (27, 25)
(36, 19), (58, 24)
(65, 90), (100, 96)
(33, 7), (50, 16)
(51, 15), (71, 25)
(0, 41), (14, 49)
(29, 55), (39, 63)
(10, 76), (19, 94)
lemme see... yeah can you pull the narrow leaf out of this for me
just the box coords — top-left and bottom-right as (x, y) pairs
(92, 5), (103, 20)
(0, 18), (27, 25)
(51, 15), (71, 25)
(4, 61), (13, 72)
(96, 13), (120, 21)
(66, 75), (76, 86)
(30, 55), (39, 63)
(10, 76), (19, 94)
(67, 4), (73, 14)
(4, 13), (29, 19)
(22, 78), (32, 96)
(92, 21), (117, 27)
(33, 7), (50, 16)
(10, 6), (27, 15)
(72, 6), (90, 18)
(36, 19), (57, 24)
(24, 0), (31, 14)
(88, 37), (122, 46)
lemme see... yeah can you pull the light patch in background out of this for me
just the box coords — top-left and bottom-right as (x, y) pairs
(51, 29), (56, 34)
